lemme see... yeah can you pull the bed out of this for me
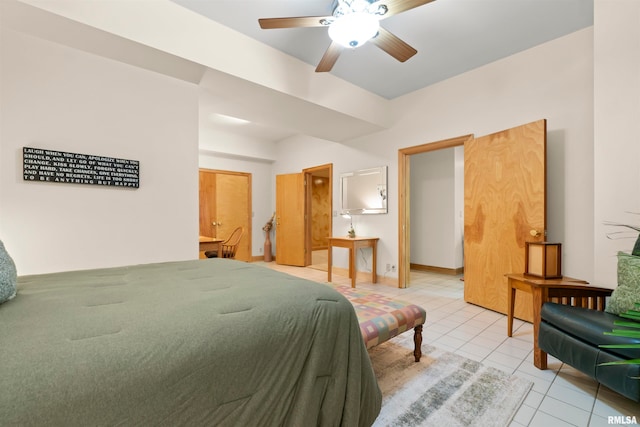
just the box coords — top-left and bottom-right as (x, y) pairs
(0, 259), (381, 426)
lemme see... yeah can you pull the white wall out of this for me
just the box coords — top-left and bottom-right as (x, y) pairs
(0, 29), (199, 275)
(593, 0), (640, 286)
(410, 148), (463, 269)
(273, 27), (595, 281)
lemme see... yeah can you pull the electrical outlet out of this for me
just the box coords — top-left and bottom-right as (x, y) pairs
(386, 263), (391, 272)
(259, 247), (263, 254)
(391, 265), (396, 272)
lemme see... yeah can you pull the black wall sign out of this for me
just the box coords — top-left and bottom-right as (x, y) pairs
(23, 147), (139, 188)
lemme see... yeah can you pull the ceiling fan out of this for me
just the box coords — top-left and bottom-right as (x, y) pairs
(258, 0), (435, 72)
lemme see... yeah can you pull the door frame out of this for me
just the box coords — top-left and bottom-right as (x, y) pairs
(397, 135), (474, 288)
(303, 163), (333, 267)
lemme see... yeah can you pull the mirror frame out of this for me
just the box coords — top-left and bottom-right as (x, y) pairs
(340, 166), (388, 215)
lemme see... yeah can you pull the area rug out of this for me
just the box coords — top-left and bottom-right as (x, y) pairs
(370, 337), (533, 427)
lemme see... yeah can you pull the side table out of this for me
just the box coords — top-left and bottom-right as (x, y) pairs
(199, 236), (224, 259)
(506, 273), (613, 369)
(328, 237), (379, 288)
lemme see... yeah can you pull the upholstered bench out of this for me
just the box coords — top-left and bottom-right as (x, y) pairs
(331, 285), (427, 362)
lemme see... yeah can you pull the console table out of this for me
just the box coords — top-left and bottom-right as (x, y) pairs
(506, 273), (613, 369)
(328, 237), (379, 288)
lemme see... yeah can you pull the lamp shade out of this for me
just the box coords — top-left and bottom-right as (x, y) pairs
(328, 13), (379, 48)
(525, 242), (562, 279)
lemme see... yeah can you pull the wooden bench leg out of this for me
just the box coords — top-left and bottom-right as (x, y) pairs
(413, 325), (423, 362)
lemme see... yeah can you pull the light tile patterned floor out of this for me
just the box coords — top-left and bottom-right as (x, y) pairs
(259, 262), (640, 426)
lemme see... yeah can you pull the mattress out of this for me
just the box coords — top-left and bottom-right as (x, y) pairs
(0, 259), (381, 426)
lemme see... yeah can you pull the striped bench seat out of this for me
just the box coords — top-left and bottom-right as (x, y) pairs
(332, 285), (427, 362)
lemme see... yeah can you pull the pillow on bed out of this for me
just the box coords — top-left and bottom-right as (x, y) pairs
(0, 239), (17, 304)
(605, 251), (640, 315)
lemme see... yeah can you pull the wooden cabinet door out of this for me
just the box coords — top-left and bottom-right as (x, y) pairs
(199, 170), (251, 262)
(464, 119), (546, 321)
(276, 173), (306, 266)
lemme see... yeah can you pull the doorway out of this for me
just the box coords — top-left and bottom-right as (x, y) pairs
(409, 147), (465, 277)
(305, 164), (333, 272)
(199, 169), (252, 262)
(398, 135), (472, 288)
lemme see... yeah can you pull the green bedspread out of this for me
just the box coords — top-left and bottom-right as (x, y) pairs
(0, 259), (381, 426)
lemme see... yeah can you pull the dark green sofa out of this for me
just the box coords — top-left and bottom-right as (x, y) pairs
(539, 302), (640, 402)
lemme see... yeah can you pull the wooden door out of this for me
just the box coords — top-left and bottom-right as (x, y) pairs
(199, 170), (251, 262)
(275, 173), (306, 266)
(464, 119), (546, 321)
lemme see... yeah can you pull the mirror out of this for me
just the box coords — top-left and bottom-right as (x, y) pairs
(340, 166), (387, 214)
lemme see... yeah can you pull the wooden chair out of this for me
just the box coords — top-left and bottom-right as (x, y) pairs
(205, 227), (244, 259)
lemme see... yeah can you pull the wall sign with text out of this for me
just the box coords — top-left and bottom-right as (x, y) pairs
(23, 147), (139, 188)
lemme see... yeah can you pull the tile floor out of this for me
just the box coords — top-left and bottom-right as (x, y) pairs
(259, 261), (640, 426)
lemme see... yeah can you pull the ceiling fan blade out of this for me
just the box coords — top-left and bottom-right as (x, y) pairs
(258, 16), (332, 29)
(315, 42), (344, 72)
(381, 0), (436, 18)
(370, 27), (417, 62)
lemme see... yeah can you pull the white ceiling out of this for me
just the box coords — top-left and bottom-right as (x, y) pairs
(3, 0), (593, 143)
(171, 0), (593, 100)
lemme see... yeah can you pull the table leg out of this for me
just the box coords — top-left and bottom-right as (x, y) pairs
(327, 244), (333, 283)
(532, 287), (548, 369)
(349, 246), (356, 288)
(371, 241), (377, 284)
(507, 278), (515, 337)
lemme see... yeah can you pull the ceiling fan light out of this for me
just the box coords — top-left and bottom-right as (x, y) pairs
(328, 13), (379, 48)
